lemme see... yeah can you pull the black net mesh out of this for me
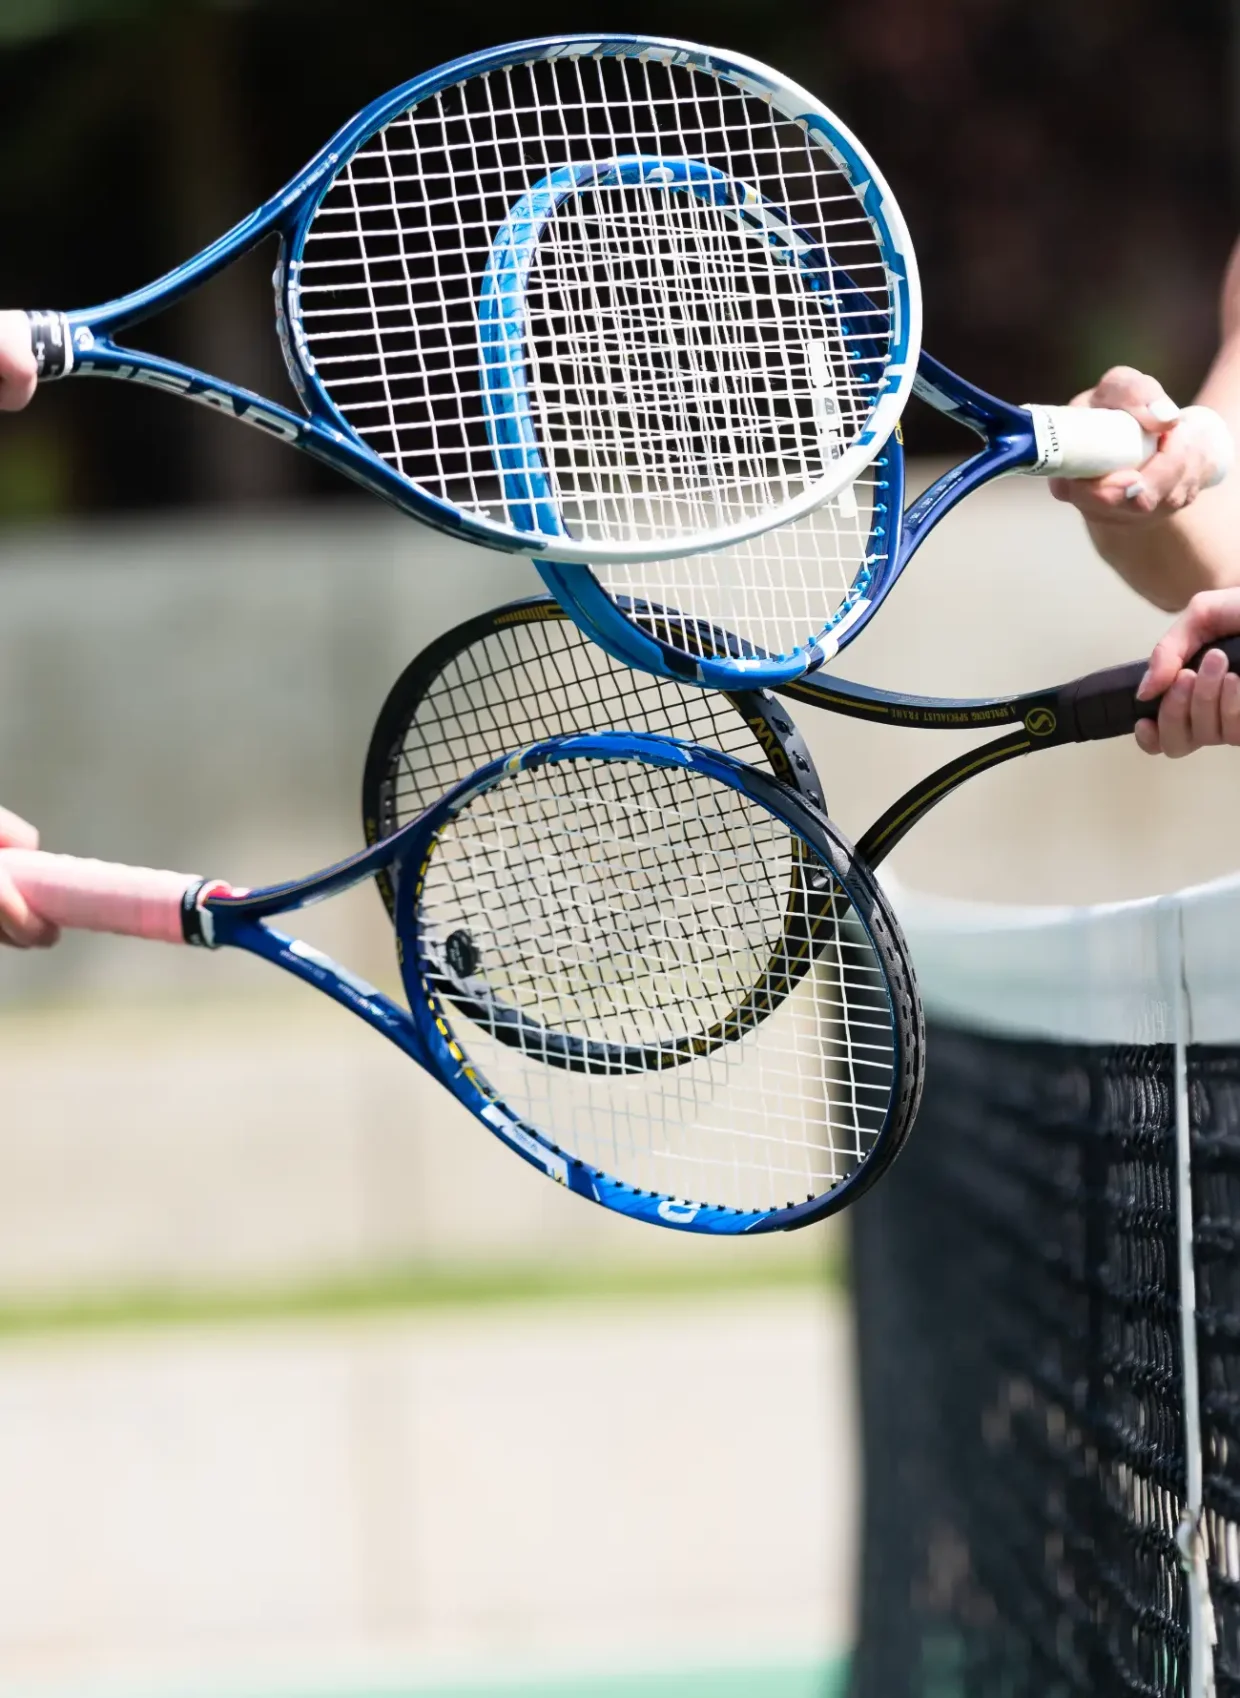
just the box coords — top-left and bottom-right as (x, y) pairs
(849, 1019), (1193, 1697)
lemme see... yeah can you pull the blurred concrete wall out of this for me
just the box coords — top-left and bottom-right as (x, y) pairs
(1, 477), (1238, 1296)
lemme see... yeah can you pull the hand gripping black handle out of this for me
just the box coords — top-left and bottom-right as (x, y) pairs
(1059, 635), (1240, 742)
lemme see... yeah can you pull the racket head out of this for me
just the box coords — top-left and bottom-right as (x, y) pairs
(282, 35), (919, 564)
(394, 734), (924, 1233)
(362, 596), (826, 920)
(537, 440), (905, 686)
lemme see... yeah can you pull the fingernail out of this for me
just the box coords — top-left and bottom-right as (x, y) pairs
(1149, 395), (1181, 423)
(1136, 667), (1155, 699)
(1124, 479), (1146, 501)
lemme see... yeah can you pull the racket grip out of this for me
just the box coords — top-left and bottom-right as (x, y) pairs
(0, 850), (218, 943)
(1024, 404), (1159, 478)
(1062, 636), (1240, 739)
(25, 311), (73, 380)
(1024, 402), (1233, 483)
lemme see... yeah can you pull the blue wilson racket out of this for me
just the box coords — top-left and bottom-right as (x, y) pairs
(526, 187), (1232, 685)
(0, 735), (920, 1234)
(24, 35), (918, 566)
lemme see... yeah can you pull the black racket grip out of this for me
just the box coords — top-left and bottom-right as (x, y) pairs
(1062, 635), (1240, 740)
(25, 311), (71, 380)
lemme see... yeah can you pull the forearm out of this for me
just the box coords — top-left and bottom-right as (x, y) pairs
(1084, 491), (1239, 611)
(1081, 301), (1240, 609)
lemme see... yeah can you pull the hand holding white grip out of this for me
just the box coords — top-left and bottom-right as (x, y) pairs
(1024, 402), (1232, 485)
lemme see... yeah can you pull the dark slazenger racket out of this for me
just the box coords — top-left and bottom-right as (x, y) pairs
(366, 594), (1240, 869)
(2, 735), (921, 1234)
(22, 34), (923, 564)
(781, 635), (1240, 864)
(360, 600), (1240, 1181)
(360, 597), (832, 1075)
(361, 596), (824, 903)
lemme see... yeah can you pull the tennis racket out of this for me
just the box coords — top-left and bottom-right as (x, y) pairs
(365, 594), (1240, 867)
(23, 34), (925, 564)
(2, 735), (920, 1233)
(536, 348), (1232, 689)
(802, 634), (1240, 866)
(361, 599), (1240, 1102)
(361, 597), (825, 913)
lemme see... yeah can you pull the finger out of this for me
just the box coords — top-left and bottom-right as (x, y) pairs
(1134, 717), (1162, 755)
(0, 804), (39, 850)
(1120, 446), (1198, 516)
(1049, 458), (1189, 522)
(1189, 648), (1230, 746)
(1139, 635), (1195, 700)
(1137, 588), (1240, 698)
(0, 866), (59, 948)
(0, 312), (37, 413)
(1223, 673), (1240, 746)
(1156, 670), (1198, 759)
(1086, 365), (1181, 434)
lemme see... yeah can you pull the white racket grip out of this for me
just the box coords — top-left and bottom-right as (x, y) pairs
(1023, 405), (1159, 478)
(0, 850), (220, 944)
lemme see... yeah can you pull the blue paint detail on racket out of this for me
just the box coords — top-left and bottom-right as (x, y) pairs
(478, 153), (898, 563)
(0, 733), (922, 1234)
(23, 35), (918, 568)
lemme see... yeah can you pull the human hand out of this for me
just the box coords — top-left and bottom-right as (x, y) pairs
(1048, 367), (1228, 522)
(1135, 589), (1240, 756)
(0, 310), (37, 412)
(0, 807), (60, 947)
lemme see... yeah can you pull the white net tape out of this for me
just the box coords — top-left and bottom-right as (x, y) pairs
(417, 757), (897, 1214)
(296, 49), (894, 549)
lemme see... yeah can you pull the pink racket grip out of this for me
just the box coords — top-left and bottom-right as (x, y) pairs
(0, 850), (233, 944)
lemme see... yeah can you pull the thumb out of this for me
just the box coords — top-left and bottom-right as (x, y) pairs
(0, 804), (39, 850)
(1137, 589), (1240, 698)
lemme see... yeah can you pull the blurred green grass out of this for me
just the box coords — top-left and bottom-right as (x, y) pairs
(0, 1247), (841, 1339)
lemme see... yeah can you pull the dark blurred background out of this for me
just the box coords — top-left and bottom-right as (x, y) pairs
(0, 0), (1233, 522)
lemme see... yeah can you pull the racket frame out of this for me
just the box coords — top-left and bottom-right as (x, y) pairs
(389, 731), (924, 1233)
(538, 347), (1043, 687)
(361, 595), (827, 908)
(479, 154), (914, 561)
(777, 635), (1240, 862)
(105, 730), (916, 1234)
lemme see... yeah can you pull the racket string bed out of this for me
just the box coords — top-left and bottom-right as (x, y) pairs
(377, 612), (801, 835)
(297, 51), (895, 548)
(417, 757), (898, 1214)
(594, 464), (887, 668)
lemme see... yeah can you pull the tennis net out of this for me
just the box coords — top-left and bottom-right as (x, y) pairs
(848, 875), (1240, 1698)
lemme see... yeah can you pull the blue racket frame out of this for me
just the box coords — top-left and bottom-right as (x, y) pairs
(537, 347), (1041, 690)
(200, 731), (909, 1236)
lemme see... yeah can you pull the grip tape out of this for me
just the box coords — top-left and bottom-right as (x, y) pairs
(25, 312), (73, 380)
(0, 850), (215, 943)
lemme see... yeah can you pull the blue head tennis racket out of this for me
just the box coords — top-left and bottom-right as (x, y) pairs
(24, 35), (918, 565)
